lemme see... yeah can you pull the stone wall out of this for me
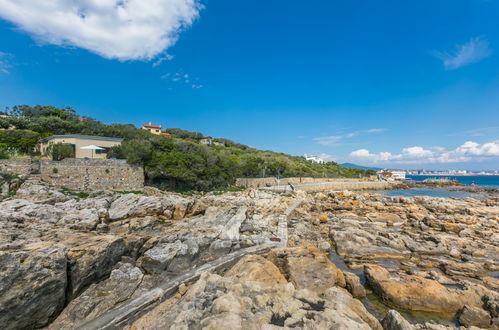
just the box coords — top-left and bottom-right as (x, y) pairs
(39, 159), (144, 191)
(261, 181), (390, 193)
(0, 159), (38, 176)
(0, 159), (144, 191)
(235, 176), (377, 188)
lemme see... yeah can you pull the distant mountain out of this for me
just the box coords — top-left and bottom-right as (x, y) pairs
(341, 163), (382, 171)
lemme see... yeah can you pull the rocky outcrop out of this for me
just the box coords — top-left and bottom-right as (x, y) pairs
(267, 243), (346, 292)
(49, 263), (144, 329)
(381, 310), (414, 330)
(65, 234), (127, 300)
(457, 305), (492, 328)
(364, 265), (484, 313)
(129, 250), (381, 330)
(0, 244), (67, 329)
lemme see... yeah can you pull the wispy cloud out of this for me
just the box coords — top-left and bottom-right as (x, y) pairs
(0, 52), (13, 74)
(313, 128), (386, 146)
(161, 71), (203, 89)
(349, 140), (499, 164)
(0, 0), (201, 60)
(435, 37), (492, 70)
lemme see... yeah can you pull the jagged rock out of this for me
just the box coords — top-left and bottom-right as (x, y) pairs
(457, 305), (492, 328)
(48, 263), (144, 329)
(139, 240), (186, 274)
(130, 251), (380, 330)
(381, 310), (414, 330)
(66, 235), (127, 300)
(0, 244), (67, 329)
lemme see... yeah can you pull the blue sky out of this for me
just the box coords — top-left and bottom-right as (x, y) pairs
(0, 0), (498, 170)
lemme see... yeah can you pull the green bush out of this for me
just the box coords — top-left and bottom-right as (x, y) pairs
(48, 143), (75, 161)
(0, 130), (40, 154)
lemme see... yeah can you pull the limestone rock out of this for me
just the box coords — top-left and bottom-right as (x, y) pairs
(381, 310), (415, 330)
(364, 265), (483, 313)
(0, 245), (67, 329)
(108, 194), (163, 221)
(66, 234), (127, 300)
(267, 243), (346, 293)
(457, 305), (492, 328)
(343, 271), (366, 298)
(139, 240), (189, 274)
(48, 263), (144, 329)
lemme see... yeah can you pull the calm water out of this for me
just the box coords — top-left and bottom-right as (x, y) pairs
(379, 175), (499, 198)
(407, 175), (499, 187)
(380, 188), (487, 199)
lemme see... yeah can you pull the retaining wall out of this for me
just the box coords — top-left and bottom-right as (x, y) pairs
(0, 159), (37, 176)
(0, 159), (144, 191)
(262, 181), (389, 193)
(39, 159), (144, 191)
(235, 176), (377, 188)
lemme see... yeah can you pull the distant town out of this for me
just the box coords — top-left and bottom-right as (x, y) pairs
(404, 169), (499, 176)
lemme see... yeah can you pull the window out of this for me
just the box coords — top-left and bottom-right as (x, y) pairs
(95, 147), (108, 154)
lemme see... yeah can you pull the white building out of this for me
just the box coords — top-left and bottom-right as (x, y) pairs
(379, 170), (406, 181)
(304, 154), (325, 164)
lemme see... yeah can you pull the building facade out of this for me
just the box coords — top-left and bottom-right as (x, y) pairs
(37, 135), (123, 159)
(142, 123), (162, 135)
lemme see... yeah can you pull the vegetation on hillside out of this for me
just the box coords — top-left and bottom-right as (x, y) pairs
(0, 105), (375, 190)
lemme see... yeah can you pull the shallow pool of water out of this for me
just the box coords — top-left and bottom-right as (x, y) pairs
(328, 251), (459, 326)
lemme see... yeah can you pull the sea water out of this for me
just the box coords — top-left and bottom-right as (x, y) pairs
(380, 175), (499, 198)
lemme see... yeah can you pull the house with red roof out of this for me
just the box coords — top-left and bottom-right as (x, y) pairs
(141, 123), (162, 135)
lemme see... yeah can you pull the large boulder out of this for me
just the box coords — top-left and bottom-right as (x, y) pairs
(267, 243), (346, 293)
(0, 244), (67, 329)
(364, 265), (483, 313)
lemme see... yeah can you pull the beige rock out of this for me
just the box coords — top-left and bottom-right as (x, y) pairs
(268, 243), (346, 293)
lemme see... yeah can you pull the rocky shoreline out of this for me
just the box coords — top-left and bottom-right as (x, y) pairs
(0, 178), (497, 329)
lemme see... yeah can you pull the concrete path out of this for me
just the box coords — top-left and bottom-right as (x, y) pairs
(77, 199), (302, 330)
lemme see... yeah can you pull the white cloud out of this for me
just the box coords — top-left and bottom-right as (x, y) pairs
(0, 51), (13, 74)
(0, 0), (201, 60)
(314, 128), (386, 146)
(435, 37), (492, 70)
(349, 140), (499, 164)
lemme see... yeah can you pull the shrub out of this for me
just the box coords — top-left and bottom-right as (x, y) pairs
(48, 143), (75, 161)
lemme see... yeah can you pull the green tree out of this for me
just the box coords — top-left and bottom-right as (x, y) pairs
(48, 143), (75, 161)
(0, 130), (40, 154)
(122, 139), (153, 165)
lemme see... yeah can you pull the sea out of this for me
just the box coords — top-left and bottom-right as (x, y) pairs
(381, 175), (499, 199)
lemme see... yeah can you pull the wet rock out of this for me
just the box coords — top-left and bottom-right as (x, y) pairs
(48, 263), (144, 329)
(0, 245), (67, 329)
(457, 305), (492, 328)
(343, 271), (366, 298)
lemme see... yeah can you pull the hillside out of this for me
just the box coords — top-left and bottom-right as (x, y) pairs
(0, 105), (375, 190)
